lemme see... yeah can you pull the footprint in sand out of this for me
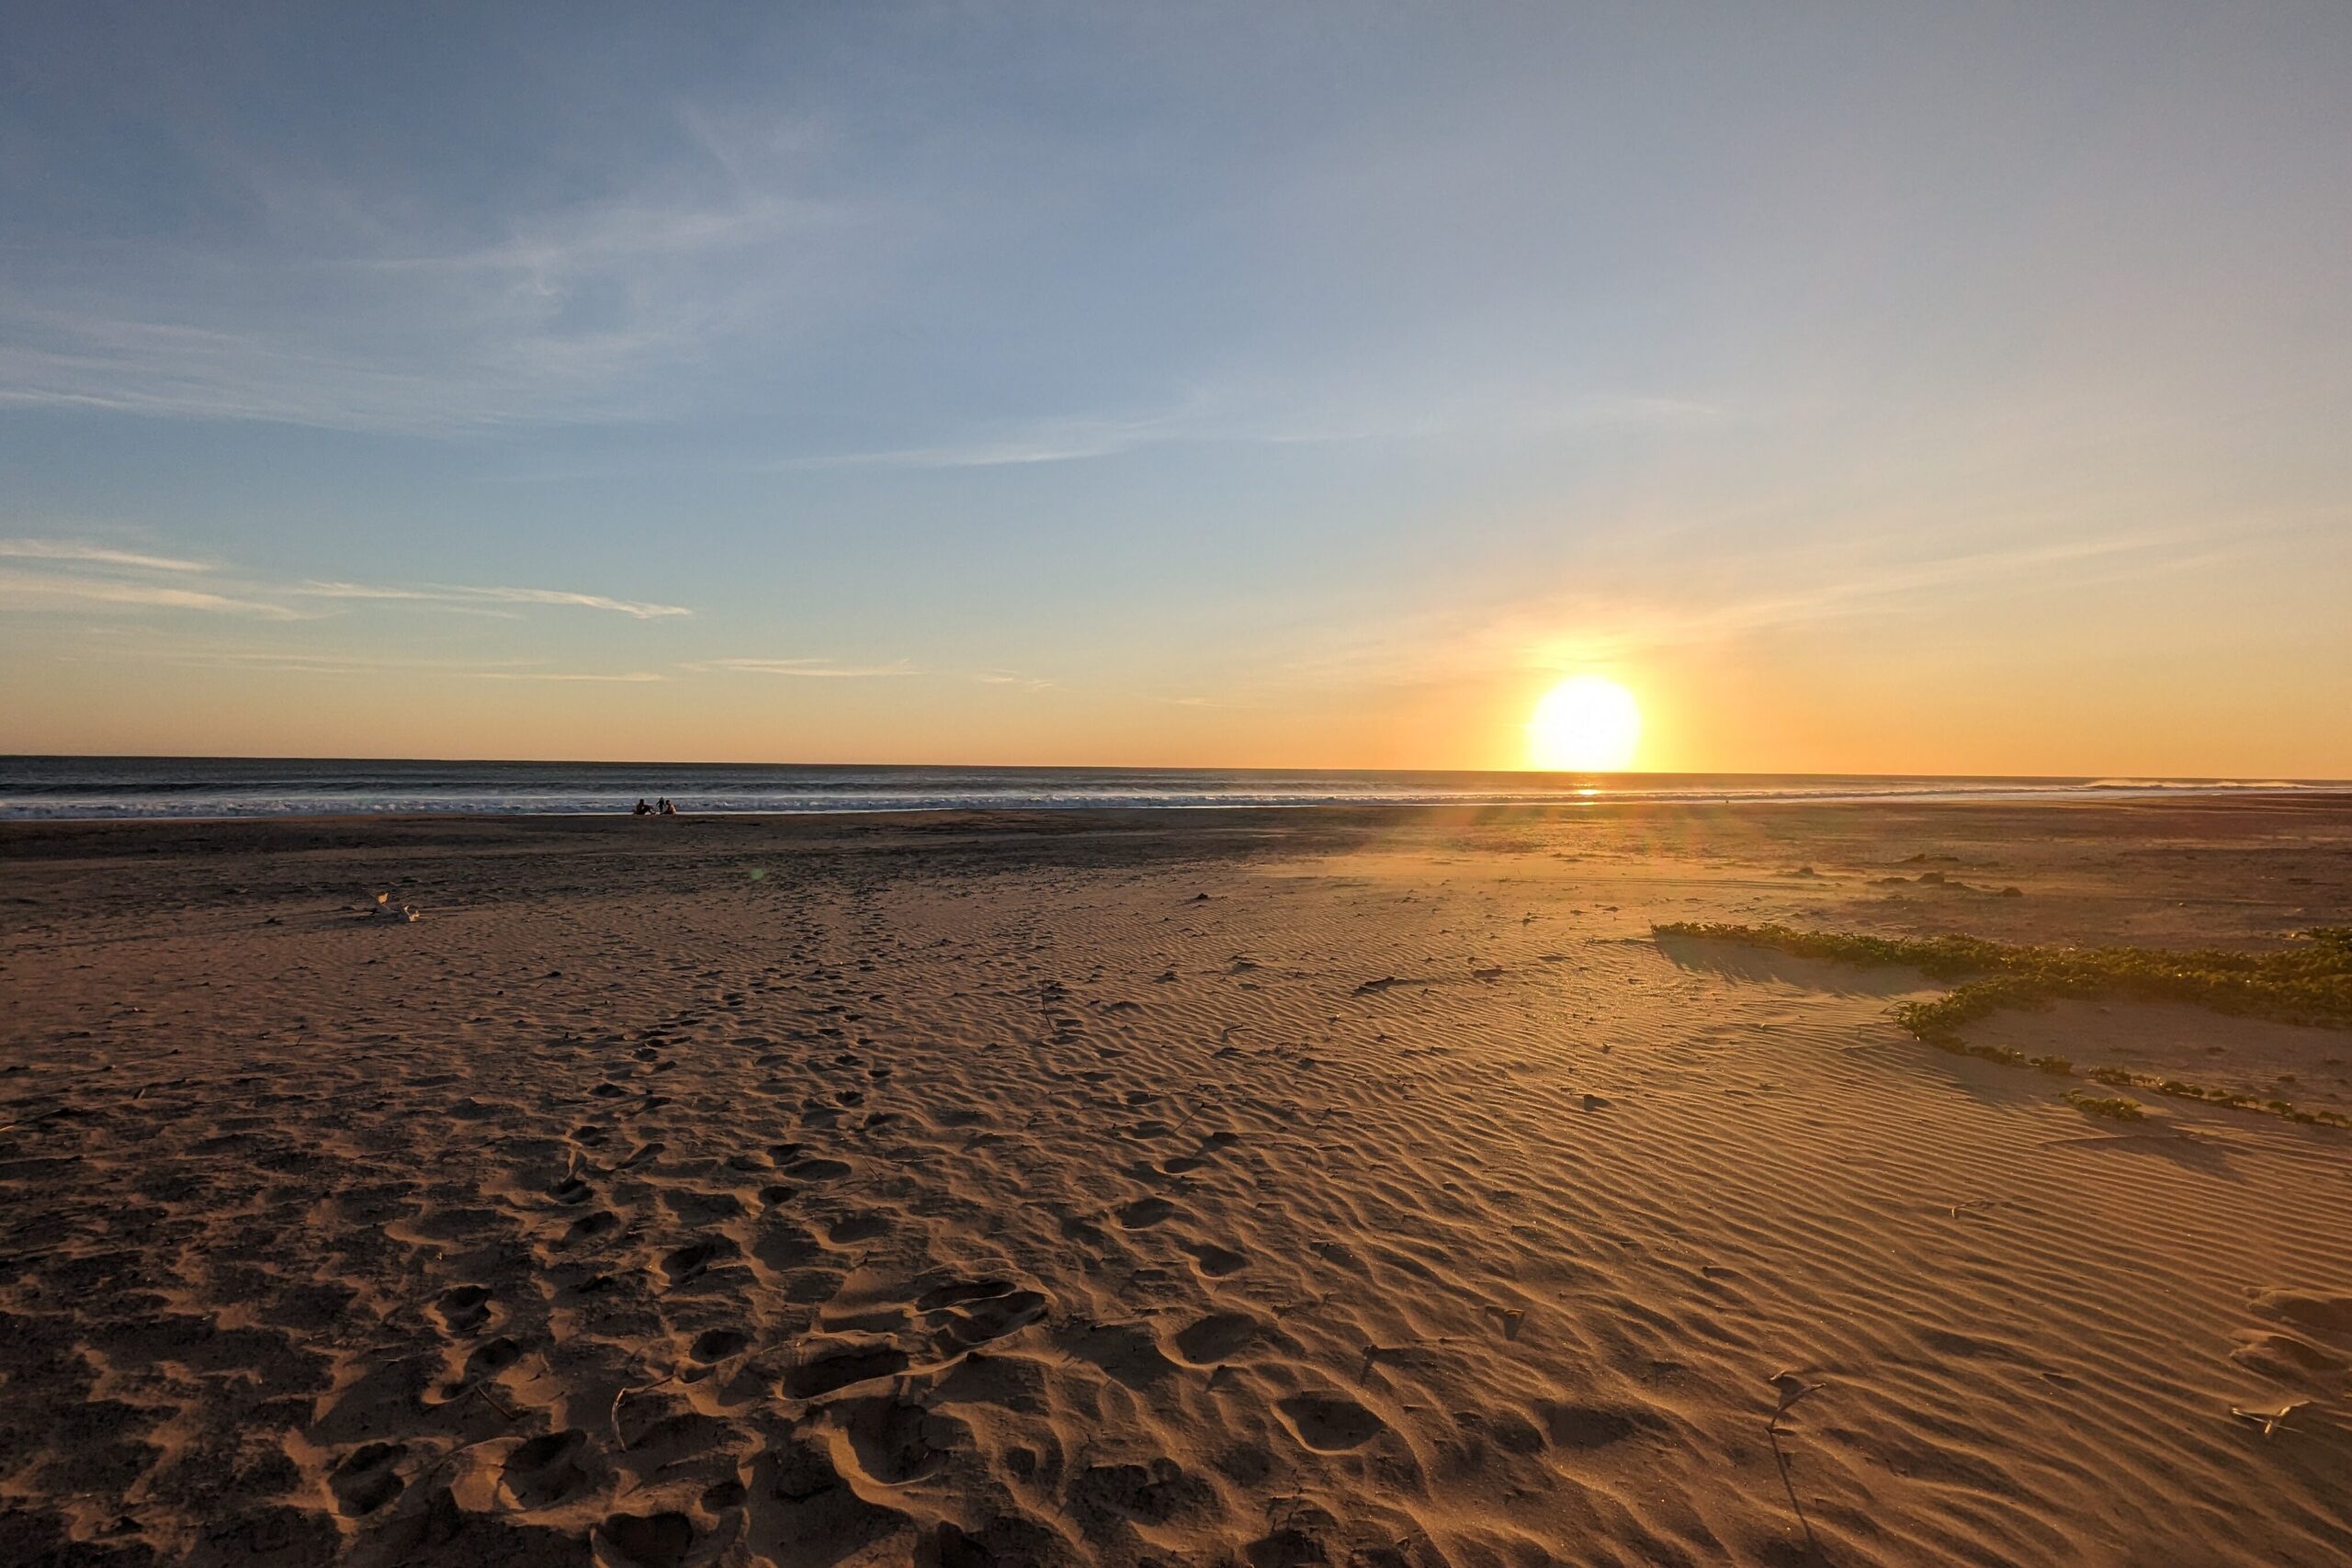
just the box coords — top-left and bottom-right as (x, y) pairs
(690, 1327), (750, 1362)
(1117, 1197), (1177, 1229)
(1057, 1321), (1178, 1388)
(661, 1188), (745, 1224)
(782, 1342), (910, 1400)
(1182, 1240), (1250, 1278)
(660, 1235), (741, 1287)
(1170, 1310), (1265, 1366)
(501, 1428), (601, 1508)
(826, 1212), (892, 1244)
(328, 1442), (405, 1517)
(1276, 1392), (1386, 1451)
(1535, 1400), (1645, 1450)
(463, 1337), (521, 1378)
(434, 1283), (492, 1334)
(597, 1511), (694, 1568)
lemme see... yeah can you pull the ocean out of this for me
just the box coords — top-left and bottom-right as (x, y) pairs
(0, 756), (2335, 821)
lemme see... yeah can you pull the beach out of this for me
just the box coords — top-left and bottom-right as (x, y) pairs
(4, 797), (2350, 1566)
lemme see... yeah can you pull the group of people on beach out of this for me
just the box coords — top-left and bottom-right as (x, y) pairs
(631, 797), (679, 816)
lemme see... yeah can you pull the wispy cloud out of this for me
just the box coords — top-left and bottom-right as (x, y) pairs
(52, 644), (627, 680)
(141, 649), (540, 675)
(465, 670), (665, 682)
(0, 538), (692, 624)
(295, 581), (691, 619)
(685, 657), (915, 678)
(0, 538), (214, 572)
(0, 568), (301, 619)
(684, 658), (1061, 690)
(754, 390), (1721, 473)
(774, 414), (1184, 471)
(0, 116), (871, 434)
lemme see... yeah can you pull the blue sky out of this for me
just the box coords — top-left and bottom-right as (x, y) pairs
(3, 3), (2348, 771)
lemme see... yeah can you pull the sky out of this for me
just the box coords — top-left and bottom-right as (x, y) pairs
(2, 1), (2347, 775)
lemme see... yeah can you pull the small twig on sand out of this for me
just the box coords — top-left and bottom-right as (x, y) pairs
(1767, 1371), (1827, 1561)
(611, 1371), (679, 1452)
(470, 1381), (520, 1423)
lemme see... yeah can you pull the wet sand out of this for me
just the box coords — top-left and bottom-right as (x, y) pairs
(3, 798), (2350, 1566)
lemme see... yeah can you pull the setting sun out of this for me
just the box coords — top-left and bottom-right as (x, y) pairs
(1527, 675), (1642, 772)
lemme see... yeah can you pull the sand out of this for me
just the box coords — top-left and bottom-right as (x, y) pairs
(3, 798), (2350, 1567)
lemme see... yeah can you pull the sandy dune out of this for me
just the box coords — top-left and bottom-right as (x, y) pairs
(3, 801), (2349, 1566)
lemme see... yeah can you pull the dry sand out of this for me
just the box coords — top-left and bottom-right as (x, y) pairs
(3, 798), (2350, 1567)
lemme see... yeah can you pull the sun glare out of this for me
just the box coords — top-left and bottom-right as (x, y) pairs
(1527, 675), (1642, 772)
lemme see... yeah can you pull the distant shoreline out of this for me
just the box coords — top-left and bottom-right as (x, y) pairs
(8, 789), (2352, 851)
(2, 755), (2346, 825)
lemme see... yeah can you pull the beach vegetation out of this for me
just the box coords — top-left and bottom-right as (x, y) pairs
(1657, 921), (2352, 1129)
(2063, 1091), (2148, 1122)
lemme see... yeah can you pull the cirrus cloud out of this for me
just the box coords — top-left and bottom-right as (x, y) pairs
(294, 581), (690, 619)
(0, 538), (215, 572)
(685, 657), (914, 678)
